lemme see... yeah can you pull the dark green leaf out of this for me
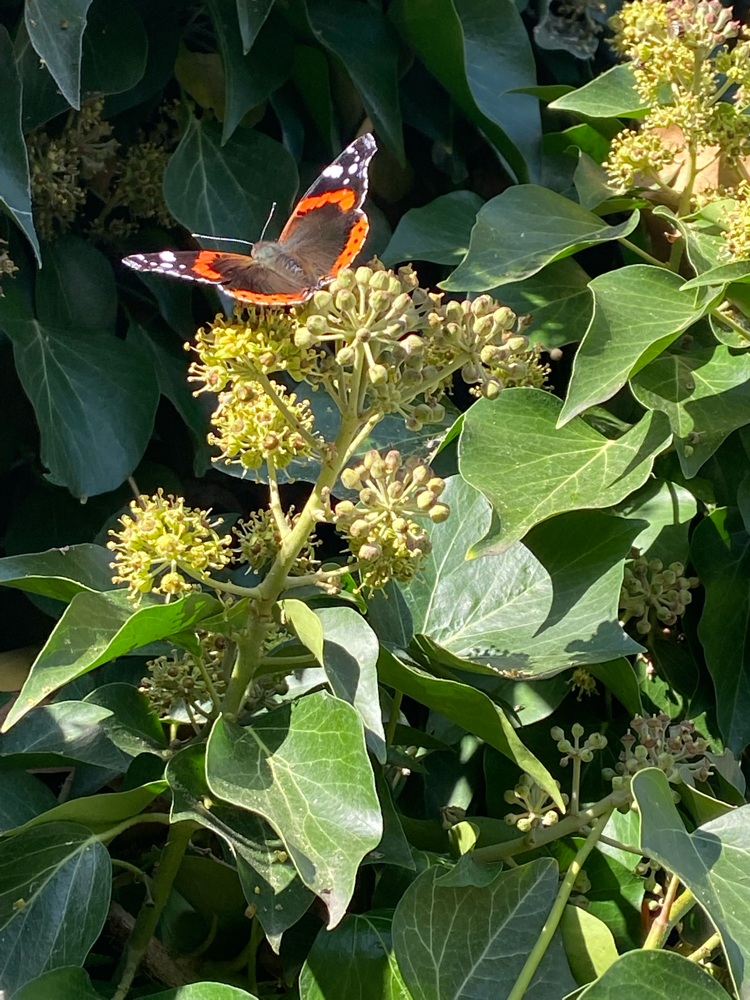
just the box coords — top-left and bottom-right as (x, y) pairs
(392, 858), (576, 1000)
(613, 479), (697, 564)
(13, 967), (104, 1000)
(167, 745), (313, 951)
(0, 543), (116, 601)
(681, 260), (750, 290)
(459, 389), (671, 551)
(24, 0), (94, 108)
(442, 187), (638, 291)
(308, 0), (404, 161)
(578, 950), (730, 999)
(378, 647), (565, 809)
(0, 25), (40, 263)
(0, 701), (127, 769)
(548, 65), (649, 118)
(0, 771), (58, 833)
(2, 590), (220, 730)
(574, 151), (621, 211)
(631, 345), (750, 479)
(633, 767), (750, 999)
(84, 682), (169, 755)
(494, 258), (593, 350)
(559, 266), (707, 424)
(4, 780), (166, 836)
(382, 191), (484, 266)
(163, 116), (298, 244)
(0, 821), (111, 995)
(174, 855), (248, 924)
(560, 906), (618, 986)
(206, 691), (382, 926)
(235, 0), (274, 53)
(36, 236), (116, 331)
(149, 986), (259, 1000)
(79, 0), (148, 96)
(300, 912), (412, 1000)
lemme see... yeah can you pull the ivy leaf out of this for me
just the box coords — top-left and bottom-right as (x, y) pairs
(0, 543), (117, 601)
(613, 479), (697, 564)
(12, 967), (104, 1000)
(163, 116), (299, 244)
(235, 0), (275, 53)
(167, 745), (313, 952)
(578, 950), (730, 999)
(308, 0), (404, 162)
(24, 0), (94, 108)
(84, 682), (169, 756)
(206, 691), (382, 927)
(633, 767), (750, 999)
(560, 906), (618, 985)
(0, 772), (58, 834)
(0, 822), (111, 996)
(2, 590), (220, 731)
(0, 702), (127, 770)
(441, 186), (638, 291)
(459, 389), (671, 552)
(631, 345), (750, 478)
(149, 986), (259, 1000)
(382, 191), (484, 266)
(300, 913), (412, 1000)
(680, 260), (750, 290)
(3, 780), (166, 836)
(548, 65), (649, 118)
(0, 25), (40, 263)
(494, 258), (593, 350)
(559, 266), (707, 425)
(392, 858), (576, 1000)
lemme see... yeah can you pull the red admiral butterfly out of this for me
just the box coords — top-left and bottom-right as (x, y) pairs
(122, 134), (377, 306)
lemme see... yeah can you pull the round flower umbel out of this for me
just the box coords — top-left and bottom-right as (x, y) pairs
(208, 379), (319, 472)
(504, 774), (569, 833)
(552, 723), (608, 766)
(235, 508), (319, 574)
(620, 556), (699, 634)
(603, 714), (712, 790)
(333, 449), (450, 591)
(108, 490), (233, 600)
(141, 642), (227, 719)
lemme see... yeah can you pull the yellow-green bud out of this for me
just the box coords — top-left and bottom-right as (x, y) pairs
(430, 504), (451, 523)
(340, 469), (361, 491)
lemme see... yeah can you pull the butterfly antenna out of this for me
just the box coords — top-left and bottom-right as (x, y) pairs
(191, 232), (255, 247)
(258, 202), (277, 242)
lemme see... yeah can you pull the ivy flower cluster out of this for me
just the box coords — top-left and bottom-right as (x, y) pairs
(605, 0), (750, 220)
(108, 490), (233, 599)
(603, 714), (712, 789)
(551, 722), (608, 766)
(141, 640), (227, 719)
(235, 507), (319, 574)
(504, 774), (569, 833)
(620, 556), (699, 633)
(333, 449), (448, 590)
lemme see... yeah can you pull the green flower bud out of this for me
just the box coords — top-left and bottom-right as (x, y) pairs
(312, 290), (333, 310)
(336, 345), (356, 365)
(336, 269), (356, 289)
(369, 269), (391, 290)
(355, 266), (373, 284)
(505, 335), (529, 352)
(494, 306), (516, 328)
(385, 450), (401, 472)
(369, 363), (388, 384)
(335, 289), (357, 311)
(416, 490), (436, 510)
(571, 722), (584, 738)
(340, 469), (362, 491)
(429, 503), (451, 523)
(359, 542), (382, 560)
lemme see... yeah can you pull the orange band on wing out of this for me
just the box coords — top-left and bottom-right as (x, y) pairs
(193, 250), (222, 280)
(295, 188), (357, 214)
(329, 217), (370, 275)
(231, 288), (311, 305)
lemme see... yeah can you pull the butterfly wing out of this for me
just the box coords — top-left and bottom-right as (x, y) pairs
(122, 250), (312, 305)
(279, 133), (376, 283)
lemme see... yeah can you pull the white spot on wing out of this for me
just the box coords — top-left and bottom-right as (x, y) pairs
(159, 250), (177, 262)
(160, 262), (174, 269)
(323, 164), (344, 178)
(348, 162), (359, 175)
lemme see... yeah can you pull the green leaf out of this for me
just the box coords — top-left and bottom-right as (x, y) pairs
(574, 151), (621, 211)
(459, 389), (671, 552)
(559, 266), (706, 425)
(587, 659), (642, 717)
(36, 236), (116, 331)
(548, 64), (649, 118)
(24, 0), (94, 108)
(386, 476), (641, 674)
(578, 950), (730, 999)
(280, 598), (325, 663)
(691, 512), (750, 754)
(441, 186), (638, 291)
(390, 0), (533, 182)
(0, 702), (127, 770)
(0, 25), (40, 263)
(167, 745), (313, 952)
(206, 691), (382, 927)
(492, 258), (593, 350)
(378, 647), (565, 810)
(0, 543), (116, 601)
(84, 683), (169, 755)
(13, 967), (104, 1000)
(300, 912), (412, 1000)
(0, 821), (111, 996)
(382, 191), (484, 266)
(174, 855), (248, 925)
(235, 0), (274, 53)
(631, 345), (750, 479)
(4, 780), (166, 836)
(3, 590), (220, 731)
(560, 906), (618, 986)
(149, 986), (259, 1000)
(392, 858), (576, 1000)
(315, 606), (386, 764)
(633, 767), (750, 999)
(0, 771), (58, 833)
(308, 0), (404, 162)
(208, 3), (292, 144)
(79, 0), (147, 96)
(681, 260), (750, 290)
(613, 479), (697, 564)
(163, 116), (299, 244)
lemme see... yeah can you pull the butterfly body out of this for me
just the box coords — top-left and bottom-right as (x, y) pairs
(123, 133), (377, 306)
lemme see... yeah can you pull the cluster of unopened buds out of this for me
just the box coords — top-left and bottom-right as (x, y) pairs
(603, 714), (712, 789)
(620, 555), (699, 633)
(141, 642), (227, 719)
(551, 723), (608, 765)
(108, 490), (232, 599)
(332, 449), (449, 590)
(235, 508), (318, 574)
(504, 774), (569, 833)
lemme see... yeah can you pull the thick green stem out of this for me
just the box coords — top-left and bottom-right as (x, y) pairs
(385, 690), (403, 746)
(112, 820), (194, 1000)
(643, 872), (681, 950)
(687, 930), (722, 963)
(507, 810), (613, 1000)
(221, 609), (274, 720)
